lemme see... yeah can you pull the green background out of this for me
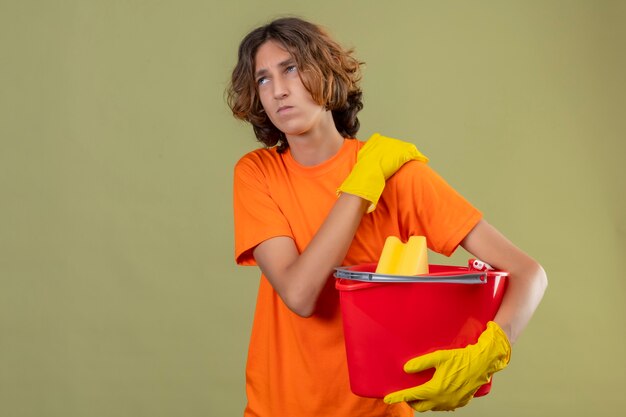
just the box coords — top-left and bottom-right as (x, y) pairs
(1, 1), (624, 416)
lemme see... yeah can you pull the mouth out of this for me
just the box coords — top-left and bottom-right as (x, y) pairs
(277, 105), (293, 114)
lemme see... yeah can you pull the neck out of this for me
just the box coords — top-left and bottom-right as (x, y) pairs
(286, 113), (345, 166)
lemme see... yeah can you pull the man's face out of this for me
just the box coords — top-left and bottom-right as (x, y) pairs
(254, 40), (327, 139)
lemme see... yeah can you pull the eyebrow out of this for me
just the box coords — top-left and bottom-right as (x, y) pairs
(254, 58), (296, 79)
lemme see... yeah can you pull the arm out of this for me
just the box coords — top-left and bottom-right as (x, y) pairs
(252, 134), (426, 318)
(253, 193), (368, 317)
(460, 219), (548, 344)
(384, 220), (547, 411)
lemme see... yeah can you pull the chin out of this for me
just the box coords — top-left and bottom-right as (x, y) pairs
(280, 125), (311, 138)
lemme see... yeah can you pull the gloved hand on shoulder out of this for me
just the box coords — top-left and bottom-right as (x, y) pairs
(383, 321), (511, 412)
(337, 133), (428, 212)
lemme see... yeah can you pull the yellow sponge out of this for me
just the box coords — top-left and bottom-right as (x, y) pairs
(375, 236), (429, 275)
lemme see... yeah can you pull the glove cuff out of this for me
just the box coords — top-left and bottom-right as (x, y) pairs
(485, 321), (512, 370)
(336, 170), (384, 213)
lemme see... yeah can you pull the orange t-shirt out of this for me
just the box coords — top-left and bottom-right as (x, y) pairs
(233, 138), (482, 417)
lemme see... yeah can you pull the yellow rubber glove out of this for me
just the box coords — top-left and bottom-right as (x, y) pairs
(337, 133), (428, 212)
(384, 321), (511, 412)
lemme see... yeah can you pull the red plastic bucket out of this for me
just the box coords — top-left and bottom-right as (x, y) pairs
(335, 263), (508, 399)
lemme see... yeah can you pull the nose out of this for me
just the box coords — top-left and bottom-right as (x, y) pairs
(272, 76), (289, 99)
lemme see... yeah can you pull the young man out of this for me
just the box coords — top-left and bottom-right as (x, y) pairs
(228, 17), (547, 417)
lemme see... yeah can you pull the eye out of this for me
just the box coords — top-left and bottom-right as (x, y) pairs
(285, 65), (297, 73)
(256, 76), (269, 86)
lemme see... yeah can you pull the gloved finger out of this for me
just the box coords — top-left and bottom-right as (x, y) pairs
(430, 394), (472, 411)
(383, 384), (432, 404)
(408, 399), (439, 413)
(403, 349), (449, 373)
(361, 133), (428, 163)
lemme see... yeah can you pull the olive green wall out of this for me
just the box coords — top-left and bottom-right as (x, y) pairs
(1, 1), (624, 416)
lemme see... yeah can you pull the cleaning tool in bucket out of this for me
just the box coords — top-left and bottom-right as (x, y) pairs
(334, 236), (508, 400)
(375, 236), (428, 275)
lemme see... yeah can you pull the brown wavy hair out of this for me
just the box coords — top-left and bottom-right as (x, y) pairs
(226, 17), (364, 152)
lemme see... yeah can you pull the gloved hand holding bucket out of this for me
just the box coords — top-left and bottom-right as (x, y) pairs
(334, 236), (511, 412)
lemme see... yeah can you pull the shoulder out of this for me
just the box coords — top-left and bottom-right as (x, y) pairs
(235, 147), (280, 167)
(348, 137), (365, 149)
(389, 160), (457, 195)
(234, 147), (282, 176)
(393, 159), (436, 181)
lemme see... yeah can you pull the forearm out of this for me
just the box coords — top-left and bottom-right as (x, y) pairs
(254, 193), (369, 317)
(461, 219), (548, 344)
(285, 193), (368, 314)
(492, 261), (547, 344)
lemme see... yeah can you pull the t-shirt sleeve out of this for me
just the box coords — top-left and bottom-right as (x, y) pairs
(393, 161), (483, 256)
(233, 153), (293, 266)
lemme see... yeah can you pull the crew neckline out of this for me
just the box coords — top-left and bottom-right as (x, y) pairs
(282, 138), (360, 177)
